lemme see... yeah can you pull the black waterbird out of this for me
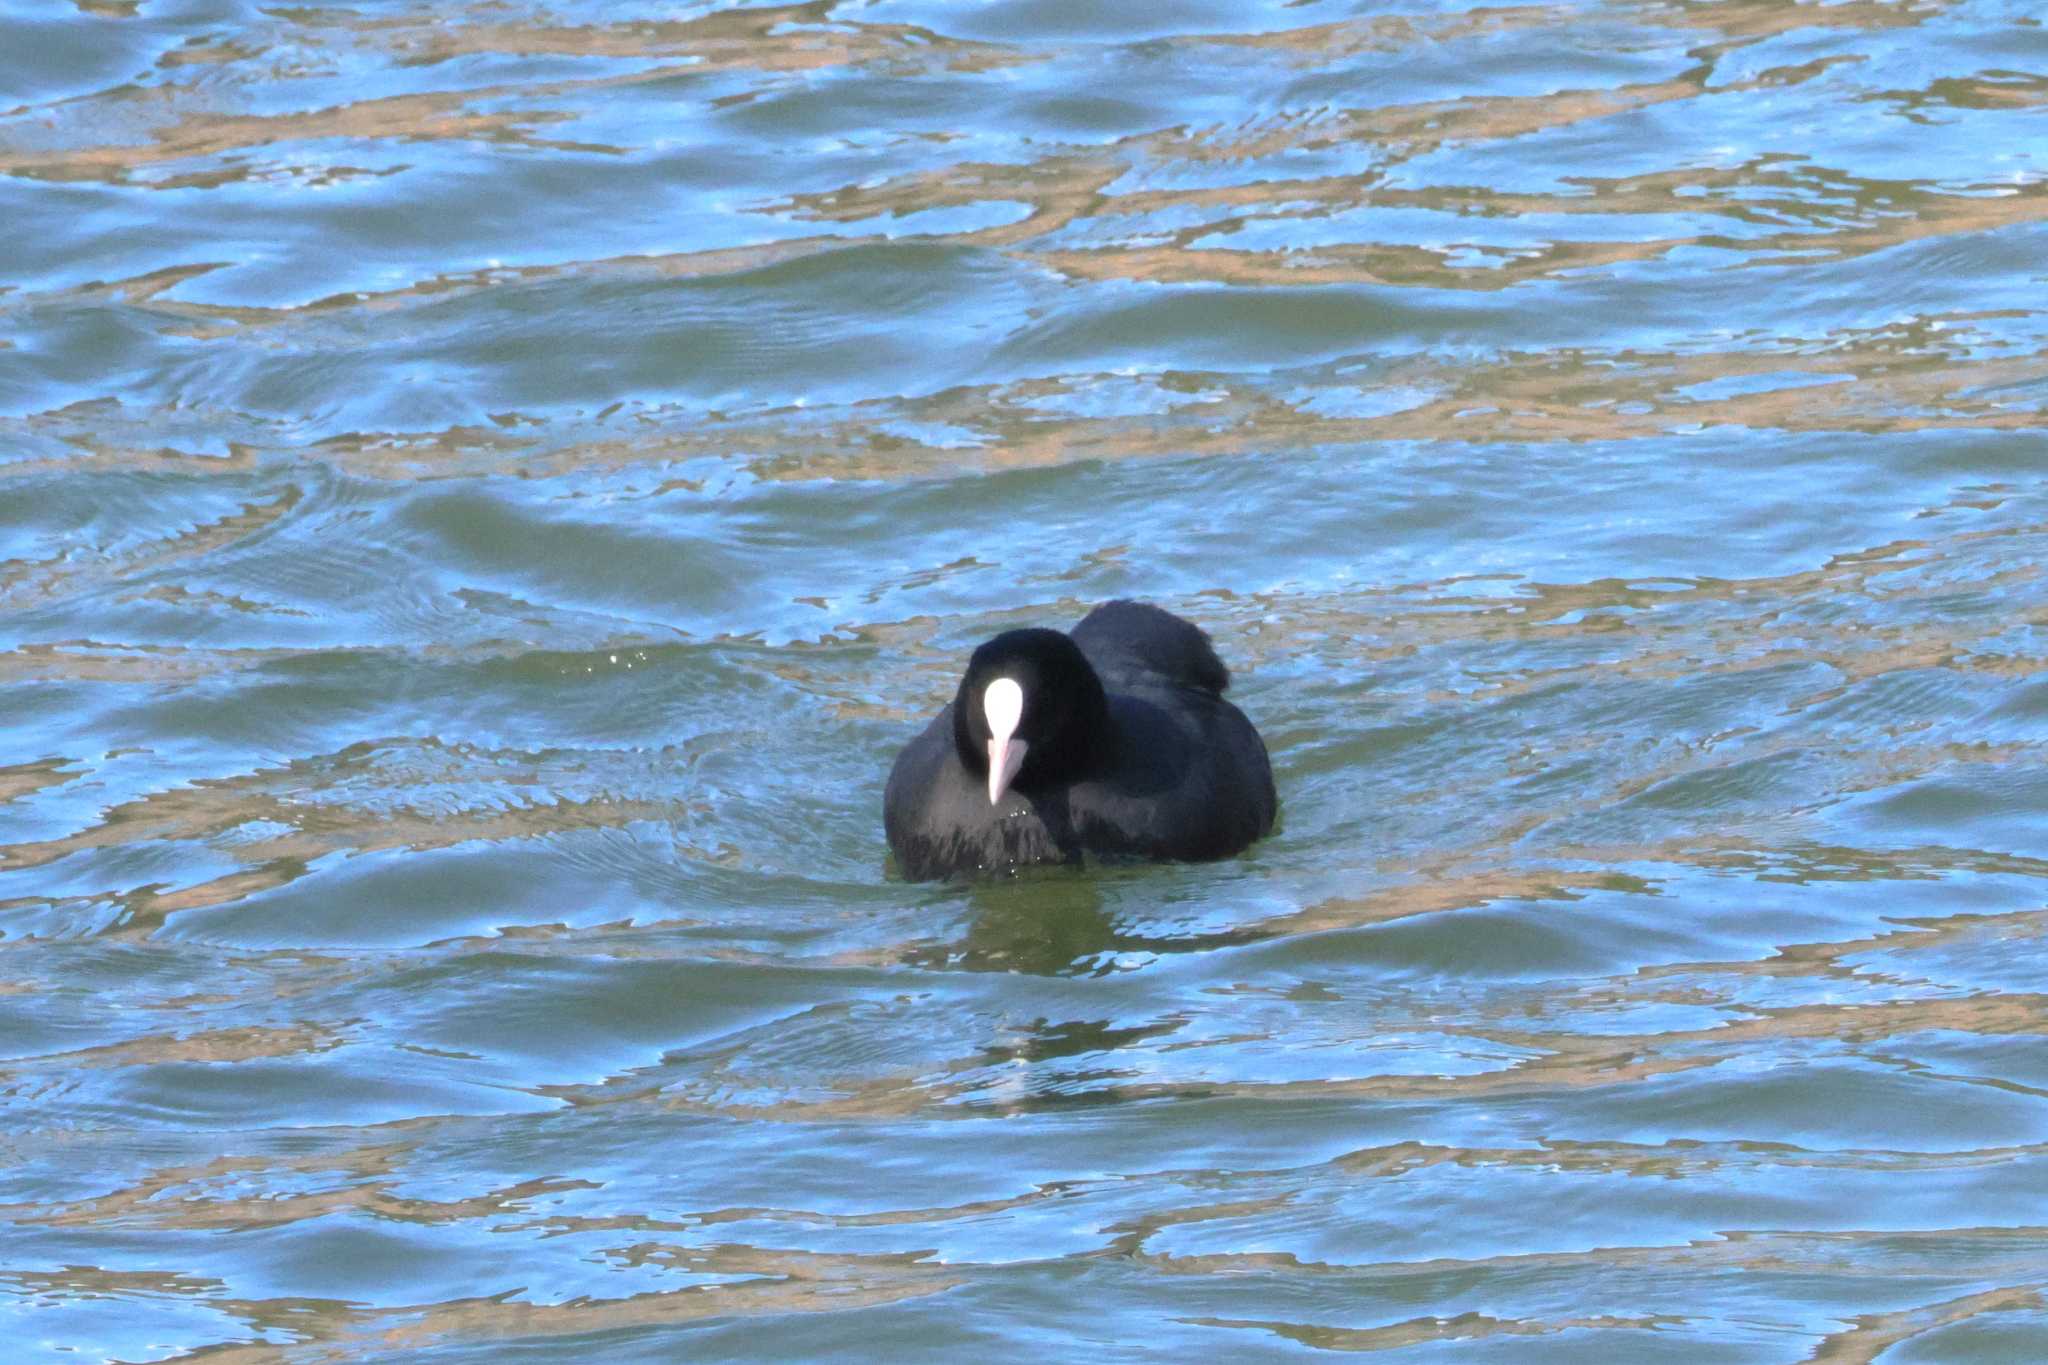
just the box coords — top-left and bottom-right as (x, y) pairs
(884, 601), (1277, 880)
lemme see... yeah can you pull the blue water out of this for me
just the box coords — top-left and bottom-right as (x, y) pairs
(3, 0), (2048, 1359)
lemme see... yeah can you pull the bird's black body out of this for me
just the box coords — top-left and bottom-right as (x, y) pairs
(883, 601), (1277, 880)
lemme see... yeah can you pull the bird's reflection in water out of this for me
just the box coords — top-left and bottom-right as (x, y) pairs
(902, 867), (1273, 977)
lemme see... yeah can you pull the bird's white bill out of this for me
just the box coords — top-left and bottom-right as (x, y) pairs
(983, 677), (1027, 804)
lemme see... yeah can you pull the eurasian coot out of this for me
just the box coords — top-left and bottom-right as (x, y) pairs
(884, 600), (1276, 880)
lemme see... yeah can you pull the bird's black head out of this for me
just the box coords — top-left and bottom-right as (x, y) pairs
(951, 627), (1110, 805)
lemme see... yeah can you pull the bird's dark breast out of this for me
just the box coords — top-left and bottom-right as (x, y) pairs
(891, 792), (1080, 880)
(883, 715), (1085, 878)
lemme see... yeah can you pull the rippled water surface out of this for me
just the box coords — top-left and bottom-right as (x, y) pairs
(5, 0), (2048, 1358)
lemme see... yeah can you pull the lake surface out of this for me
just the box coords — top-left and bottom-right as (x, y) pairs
(3, 0), (2047, 1359)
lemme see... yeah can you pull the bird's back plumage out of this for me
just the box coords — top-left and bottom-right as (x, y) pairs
(1070, 599), (1231, 694)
